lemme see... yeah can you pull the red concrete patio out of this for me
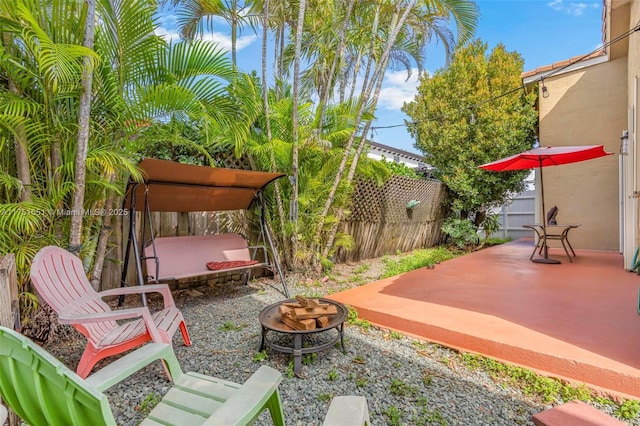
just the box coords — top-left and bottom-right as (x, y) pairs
(328, 239), (640, 400)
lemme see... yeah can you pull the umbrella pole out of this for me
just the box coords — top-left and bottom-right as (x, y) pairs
(532, 163), (561, 264)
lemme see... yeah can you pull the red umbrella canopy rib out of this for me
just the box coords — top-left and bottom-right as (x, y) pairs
(479, 145), (612, 172)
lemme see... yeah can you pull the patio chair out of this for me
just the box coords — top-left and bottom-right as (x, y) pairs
(322, 396), (370, 425)
(30, 245), (191, 378)
(0, 326), (285, 426)
(546, 206), (558, 225)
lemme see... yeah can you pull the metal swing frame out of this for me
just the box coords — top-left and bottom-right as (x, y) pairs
(120, 159), (290, 305)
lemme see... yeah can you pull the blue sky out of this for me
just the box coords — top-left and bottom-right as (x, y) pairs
(157, 0), (604, 154)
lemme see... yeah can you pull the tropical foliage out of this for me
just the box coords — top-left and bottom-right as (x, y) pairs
(0, 0), (238, 306)
(0, 0), (480, 318)
(403, 39), (537, 235)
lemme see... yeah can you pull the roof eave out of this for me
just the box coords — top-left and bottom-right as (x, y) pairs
(521, 53), (609, 85)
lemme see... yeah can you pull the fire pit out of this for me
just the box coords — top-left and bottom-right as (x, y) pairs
(258, 297), (348, 376)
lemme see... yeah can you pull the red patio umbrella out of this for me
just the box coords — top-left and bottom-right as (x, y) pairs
(479, 145), (612, 263)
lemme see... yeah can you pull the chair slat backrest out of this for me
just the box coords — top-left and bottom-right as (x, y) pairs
(31, 246), (116, 342)
(0, 327), (116, 426)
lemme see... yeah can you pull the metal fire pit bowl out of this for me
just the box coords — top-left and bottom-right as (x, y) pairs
(258, 298), (347, 376)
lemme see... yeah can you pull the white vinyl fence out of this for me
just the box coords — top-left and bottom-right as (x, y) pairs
(489, 190), (535, 240)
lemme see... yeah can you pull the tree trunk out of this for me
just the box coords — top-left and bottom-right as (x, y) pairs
(90, 173), (116, 290)
(276, 27), (285, 96)
(317, 0), (355, 128)
(290, 0), (306, 265)
(347, 52), (363, 102)
(261, 0), (290, 266)
(231, 0), (238, 67)
(69, 0), (97, 254)
(8, 79), (32, 202)
(312, 0), (417, 255)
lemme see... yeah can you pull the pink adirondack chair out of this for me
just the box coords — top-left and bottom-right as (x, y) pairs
(30, 246), (191, 378)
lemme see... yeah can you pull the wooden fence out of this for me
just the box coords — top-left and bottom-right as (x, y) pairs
(100, 176), (447, 289)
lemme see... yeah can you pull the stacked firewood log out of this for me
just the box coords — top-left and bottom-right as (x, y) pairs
(277, 296), (338, 330)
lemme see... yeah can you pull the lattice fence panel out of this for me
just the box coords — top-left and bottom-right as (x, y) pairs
(336, 176), (447, 262)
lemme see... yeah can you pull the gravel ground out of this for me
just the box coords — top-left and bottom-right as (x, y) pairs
(44, 264), (639, 426)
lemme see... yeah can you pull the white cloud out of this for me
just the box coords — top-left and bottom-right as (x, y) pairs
(201, 33), (258, 51)
(154, 26), (258, 52)
(376, 69), (423, 110)
(155, 26), (181, 43)
(547, 0), (599, 16)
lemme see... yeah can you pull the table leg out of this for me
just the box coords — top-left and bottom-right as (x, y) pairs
(562, 230), (577, 256)
(560, 238), (573, 262)
(530, 240), (540, 260)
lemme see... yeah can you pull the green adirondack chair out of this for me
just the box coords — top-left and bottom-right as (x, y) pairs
(0, 326), (285, 426)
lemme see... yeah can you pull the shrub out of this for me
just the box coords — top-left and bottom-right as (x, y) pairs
(441, 218), (479, 248)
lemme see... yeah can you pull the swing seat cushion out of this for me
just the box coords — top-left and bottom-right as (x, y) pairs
(144, 234), (267, 282)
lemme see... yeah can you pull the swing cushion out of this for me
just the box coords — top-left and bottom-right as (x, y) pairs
(144, 234), (268, 282)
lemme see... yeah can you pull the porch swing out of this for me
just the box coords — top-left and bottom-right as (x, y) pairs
(121, 158), (290, 303)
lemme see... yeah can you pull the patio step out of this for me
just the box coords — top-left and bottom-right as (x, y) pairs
(533, 401), (625, 426)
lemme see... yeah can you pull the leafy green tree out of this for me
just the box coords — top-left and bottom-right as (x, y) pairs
(403, 39), (537, 230)
(379, 157), (420, 179)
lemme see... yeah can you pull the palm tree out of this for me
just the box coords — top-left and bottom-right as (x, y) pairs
(289, 0), (306, 265)
(171, 0), (260, 67)
(259, 0), (289, 260)
(0, 0), (241, 300)
(69, 0), (97, 254)
(313, 0), (479, 260)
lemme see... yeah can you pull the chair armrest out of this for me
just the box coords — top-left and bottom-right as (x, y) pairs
(58, 307), (148, 324)
(59, 307), (164, 342)
(98, 284), (176, 309)
(202, 366), (283, 426)
(85, 343), (183, 392)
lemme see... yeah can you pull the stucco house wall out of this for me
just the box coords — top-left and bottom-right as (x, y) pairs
(538, 57), (626, 250)
(611, 0), (640, 268)
(521, 0), (640, 260)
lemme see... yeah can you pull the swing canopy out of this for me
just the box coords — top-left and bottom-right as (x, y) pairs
(124, 158), (285, 213)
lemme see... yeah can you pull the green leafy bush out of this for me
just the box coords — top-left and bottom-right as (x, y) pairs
(441, 218), (480, 248)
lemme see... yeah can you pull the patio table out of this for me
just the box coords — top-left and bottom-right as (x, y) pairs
(523, 223), (581, 263)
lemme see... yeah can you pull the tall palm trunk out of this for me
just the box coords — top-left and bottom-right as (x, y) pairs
(312, 0), (417, 255)
(230, 0), (238, 66)
(290, 0), (306, 265)
(8, 77), (32, 202)
(90, 173), (116, 290)
(316, 0), (355, 128)
(69, 0), (96, 254)
(346, 52), (362, 102)
(261, 0), (289, 265)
